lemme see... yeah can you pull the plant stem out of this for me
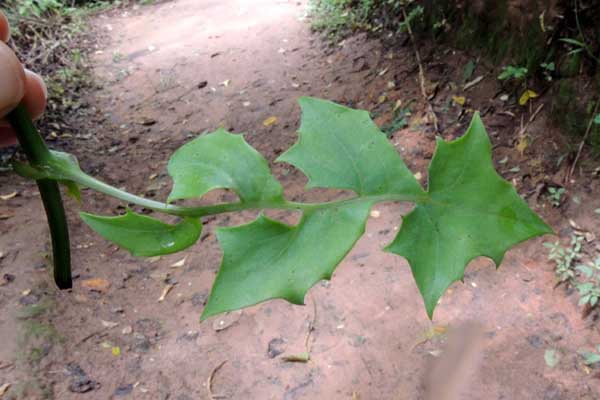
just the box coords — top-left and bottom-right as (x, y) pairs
(8, 109), (426, 262)
(69, 170), (425, 217)
(7, 104), (72, 289)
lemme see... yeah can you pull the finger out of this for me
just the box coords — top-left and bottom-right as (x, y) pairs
(22, 69), (47, 120)
(0, 41), (26, 119)
(0, 70), (47, 145)
(0, 11), (9, 43)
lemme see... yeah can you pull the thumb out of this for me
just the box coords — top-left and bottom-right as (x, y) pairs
(0, 40), (26, 119)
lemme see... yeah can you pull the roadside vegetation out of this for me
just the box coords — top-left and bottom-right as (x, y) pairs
(309, 0), (600, 155)
(1, 0), (154, 165)
(310, 0), (600, 369)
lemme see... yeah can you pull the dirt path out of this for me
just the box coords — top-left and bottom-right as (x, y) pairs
(1, 0), (600, 399)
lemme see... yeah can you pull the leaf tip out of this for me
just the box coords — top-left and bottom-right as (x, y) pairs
(199, 308), (212, 322)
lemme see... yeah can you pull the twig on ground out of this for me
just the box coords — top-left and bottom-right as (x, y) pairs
(517, 103), (545, 136)
(402, 7), (439, 134)
(207, 360), (228, 400)
(304, 296), (318, 352)
(77, 330), (109, 345)
(568, 101), (599, 181)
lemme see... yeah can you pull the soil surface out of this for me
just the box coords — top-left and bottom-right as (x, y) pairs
(1, 1), (600, 399)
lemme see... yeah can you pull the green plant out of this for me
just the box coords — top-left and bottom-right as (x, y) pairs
(15, 0), (66, 17)
(579, 345), (600, 365)
(397, 4), (424, 32)
(309, 0), (423, 39)
(575, 257), (600, 307)
(381, 102), (412, 137)
(559, 1), (600, 65)
(497, 65), (528, 81)
(540, 62), (555, 81)
(560, 38), (599, 64)
(547, 186), (565, 207)
(544, 234), (584, 283)
(8, 98), (552, 320)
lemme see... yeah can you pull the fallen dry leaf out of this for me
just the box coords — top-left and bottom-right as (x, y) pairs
(170, 257), (186, 268)
(452, 95), (466, 106)
(0, 192), (17, 201)
(519, 89), (538, 106)
(411, 325), (448, 350)
(282, 352), (310, 363)
(262, 116), (278, 127)
(101, 320), (119, 329)
(158, 284), (175, 302)
(516, 135), (529, 156)
(82, 278), (111, 293)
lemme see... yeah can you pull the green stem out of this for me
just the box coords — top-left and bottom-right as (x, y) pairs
(8, 107), (425, 276)
(7, 104), (72, 289)
(67, 170), (425, 217)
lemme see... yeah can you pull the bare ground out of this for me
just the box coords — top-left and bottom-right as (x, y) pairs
(1, 0), (600, 399)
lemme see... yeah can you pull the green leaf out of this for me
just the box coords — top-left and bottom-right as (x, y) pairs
(576, 265), (593, 278)
(463, 60), (476, 82)
(560, 38), (585, 48)
(579, 294), (591, 306)
(277, 97), (424, 197)
(577, 282), (594, 294)
(386, 113), (552, 317)
(578, 350), (600, 365)
(167, 129), (283, 203)
(594, 114), (600, 125)
(80, 210), (201, 257)
(201, 202), (371, 320)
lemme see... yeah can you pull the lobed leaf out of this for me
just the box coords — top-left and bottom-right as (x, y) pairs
(167, 129), (284, 203)
(201, 202), (372, 320)
(46, 96), (551, 321)
(80, 210), (201, 257)
(386, 113), (553, 317)
(277, 97), (424, 197)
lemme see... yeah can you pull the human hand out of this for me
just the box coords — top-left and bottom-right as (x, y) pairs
(0, 10), (47, 147)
